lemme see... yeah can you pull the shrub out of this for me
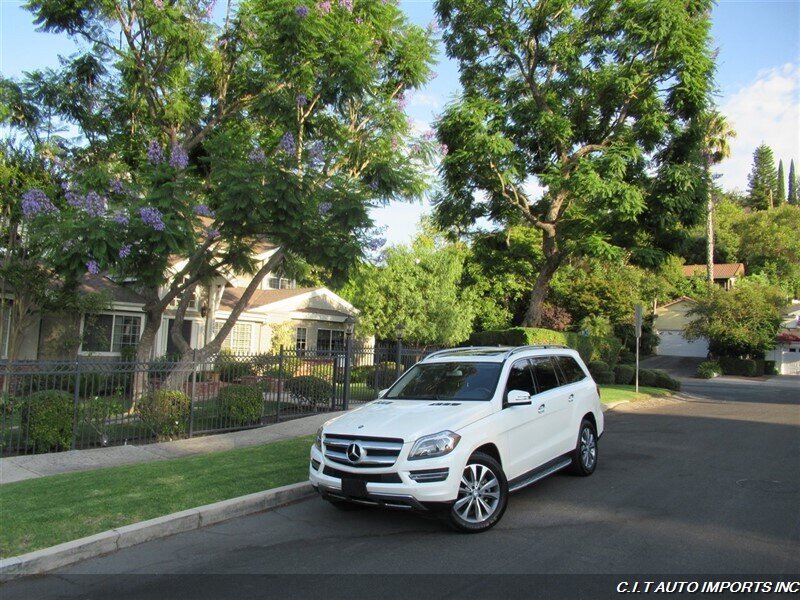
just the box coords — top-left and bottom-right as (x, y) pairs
(587, 361), (609, 378)
(638, 369), (657, 387)
(763, 360), (777, 376)
(214, 350), (256, 382)
(261, 356), (301, 378)
(137, 389), (190, 440)
(285, 376), (333, 406)
(592, 370), (614, 384)
(618, 349), (636, 365)
(21, 390), (73, 453)
(638, 369), (680, 391)
(718, 356), (761, 377)
(350, 365), (373, 384)
(696, 361), (721, 379)
(218, 385), (263, 426)
(614, 364), (635, 385)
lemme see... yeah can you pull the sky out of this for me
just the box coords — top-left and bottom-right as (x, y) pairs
(1, 0), (798, 246)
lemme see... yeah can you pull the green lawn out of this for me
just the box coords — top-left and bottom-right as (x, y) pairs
(0, 435), (314, 559)
(599, 384), (673, 405)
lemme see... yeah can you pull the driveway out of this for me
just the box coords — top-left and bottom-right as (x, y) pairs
(5, 383), (799, 598)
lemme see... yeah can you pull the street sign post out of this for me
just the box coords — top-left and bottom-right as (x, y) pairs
(634, 304), (642, 393)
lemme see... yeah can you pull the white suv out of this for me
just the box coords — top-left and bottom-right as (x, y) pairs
(309, 346), (603, 532)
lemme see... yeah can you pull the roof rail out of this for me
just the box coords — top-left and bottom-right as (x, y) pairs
(504, 345), (569, 358)
(423, 346), (509, 360)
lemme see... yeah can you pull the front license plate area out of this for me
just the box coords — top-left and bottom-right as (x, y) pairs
(341, 478), (368, 498)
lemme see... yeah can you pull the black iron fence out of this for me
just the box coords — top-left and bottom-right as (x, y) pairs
(0, 343), (439, 456)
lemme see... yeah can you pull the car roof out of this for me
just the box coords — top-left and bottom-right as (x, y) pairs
(421, 346), (578, 364)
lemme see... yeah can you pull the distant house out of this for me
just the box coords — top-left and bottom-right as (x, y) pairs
(653, 296), (709, 358)
(682, 263), (745, 291)
(767, 301), (800, 375)
(3, 244), (364, 361)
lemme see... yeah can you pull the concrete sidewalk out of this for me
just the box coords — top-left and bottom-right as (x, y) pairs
(0, 411), (344, 485)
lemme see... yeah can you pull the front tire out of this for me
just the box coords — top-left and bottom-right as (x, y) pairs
(447, 452), (508, 533)
(569, 419), (598, 476)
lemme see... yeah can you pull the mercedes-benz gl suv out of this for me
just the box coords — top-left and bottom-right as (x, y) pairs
(309, 345), (603, 532)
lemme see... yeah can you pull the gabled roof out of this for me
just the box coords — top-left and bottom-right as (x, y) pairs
(657, 296), (697, 310)
(682, 263), (745, 279)
(219, 287), (317, 311)
(79, 275), (147, 306)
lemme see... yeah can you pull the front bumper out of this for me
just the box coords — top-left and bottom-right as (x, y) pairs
(308, 443), (463, 511)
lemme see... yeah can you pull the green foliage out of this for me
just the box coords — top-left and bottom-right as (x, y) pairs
(217, 385), (263, 426)
(696, 361), (721, 379)
(638, 369), (681, 391)
(788, 160), (798, 205)
(341, 232), (477, 345)
(684, 281), (783, 358)
(587, 361), (610, 377)
(214, 350), (256, 382)
(746, 144), (779, 210)
(469, 327), (621, 368)
(285, 376), (333, 406)
(717, 357), (761, 377)
(136, 389), (190, 440)
(350, 365), (374, 384)
(592, 370), (615, 385)
(776, 160), (786, 205)
(21, 390), (73, 453)
(614, 365), (636, 385)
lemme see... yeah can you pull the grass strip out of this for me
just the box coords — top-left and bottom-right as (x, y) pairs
(599, 384), (673, 405)
(0, 435), (313, 558)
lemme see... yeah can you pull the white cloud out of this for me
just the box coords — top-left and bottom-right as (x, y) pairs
(407, 92), (442, 109)
(717, 63), (800, 192)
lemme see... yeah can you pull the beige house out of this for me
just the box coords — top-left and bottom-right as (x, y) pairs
(3, 244), (363, 360)
(653, 296), (709, 358)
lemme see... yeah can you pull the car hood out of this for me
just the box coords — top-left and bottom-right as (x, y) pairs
(323, 399), (494, 442)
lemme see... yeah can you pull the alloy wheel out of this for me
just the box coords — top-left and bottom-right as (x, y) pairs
(453, 462), (501, 524)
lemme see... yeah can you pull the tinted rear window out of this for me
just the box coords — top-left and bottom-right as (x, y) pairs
(530, 357), (560, 393)
(554, 355), (586, 384)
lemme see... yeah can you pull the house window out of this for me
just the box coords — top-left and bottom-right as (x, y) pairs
(82, 314), (142, 353)
(295, 327), (307, 350)
(213, 321), (253, 354)
(267, 276), (296, 290)
(316, 328), (344, 352)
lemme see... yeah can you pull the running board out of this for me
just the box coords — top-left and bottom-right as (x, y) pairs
(508, 458), (572, 492)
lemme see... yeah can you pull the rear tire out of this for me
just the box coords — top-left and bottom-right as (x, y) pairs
(569, 419), (598, 476)
(447, 452), (508, 533)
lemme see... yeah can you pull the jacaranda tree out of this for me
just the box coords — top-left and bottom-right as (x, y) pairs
(433, 0), (716, 326)
(5, 0), (437, 384)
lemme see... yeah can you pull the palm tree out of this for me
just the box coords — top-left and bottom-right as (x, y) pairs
(701, 111), (736, 284)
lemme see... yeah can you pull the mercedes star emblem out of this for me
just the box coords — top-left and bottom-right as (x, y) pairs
(346, 443), (363, 463)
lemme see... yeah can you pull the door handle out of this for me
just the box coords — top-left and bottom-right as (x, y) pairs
(538, 404), (545, 414)
(569, 394), (574, 402)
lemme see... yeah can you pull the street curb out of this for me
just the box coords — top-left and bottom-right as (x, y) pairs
(0, 481), (314, 580)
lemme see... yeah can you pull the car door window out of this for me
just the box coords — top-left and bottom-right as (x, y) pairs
(530, 357), (560, 393)
(554, 355), (586, 384)
(505, 359), (536, 397)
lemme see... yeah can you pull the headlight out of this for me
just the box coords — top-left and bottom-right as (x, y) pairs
(314, 426), (323, 451)
(408, 430), (461, 460)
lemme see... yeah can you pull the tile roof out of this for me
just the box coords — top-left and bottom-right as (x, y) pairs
(219, 287), (316, 310)
(682, 263), (745, 279)
(78, 275), (148, 305)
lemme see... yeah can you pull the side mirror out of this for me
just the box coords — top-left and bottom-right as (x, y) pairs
(377, 388), (389, 398)
(506, 390), (532, 406)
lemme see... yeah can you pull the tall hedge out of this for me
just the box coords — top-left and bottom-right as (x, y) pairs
(22, 390), (74, 453)
(470, 328), (621, 368)
(218, 384), (263, 426)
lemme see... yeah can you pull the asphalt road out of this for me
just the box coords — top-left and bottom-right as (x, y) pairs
(6, 377), (800, 598)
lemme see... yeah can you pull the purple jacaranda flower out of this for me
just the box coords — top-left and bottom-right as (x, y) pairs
(147, 140), (164, 165)
(429, 71), (439, 80)
(368, 180), (379, 191)
(280, 132), (296, 155)
(395, 94), (407, 110)
(119, 244), (132, 259)
(61, 181), (71, 192)
(204, 227), (220, 239)
(169, 144), (189, 170)
(21, 189), (58, 217)
(194, 204), (215, 218)
(390, 137), (398, 150)
(318, 202), (332, 216)
(81, 191), (107, 217)
(440, 144), (449, 155)
(339, 0), (353, 11)
(205, 0), (218, 17)
(65, 189), (81, 207)
(154, 0), (164, 8)
(428, 19), (439, 32)
(86, 260), (101, 275)
(410, 143), (421, 155)
(309, 140), (324, 160)
(110, 179), (125, 194)
(296, 4), (309, 17)
(139, 206), (165, 231)
(367, 236), (386, 252)
(248, 147), (266, 164)
(113, 211), (130, 226)
(296, 94), (308, 107)
(355, 17), (363, 24)
(318, 0), (331, 12)
(423, 130), (436, 141)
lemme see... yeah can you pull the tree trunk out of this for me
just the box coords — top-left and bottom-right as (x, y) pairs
(522, 231), (562, 327)
(130, 307), (162, 408)
(706, 164), (715, 285)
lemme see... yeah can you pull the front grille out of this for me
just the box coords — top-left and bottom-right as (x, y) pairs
(323, 434), (404, 468)
(322, 466), (402, 483)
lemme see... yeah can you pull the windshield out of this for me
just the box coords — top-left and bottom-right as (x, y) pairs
(385, 362), (502, 401)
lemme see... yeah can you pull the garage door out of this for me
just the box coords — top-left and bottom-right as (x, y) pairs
(657, 330), (709, 358)
(781, 350), (800, 375)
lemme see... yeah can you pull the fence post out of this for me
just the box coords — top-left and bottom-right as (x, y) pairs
(275, 345), (284, 423)
(343, 336), (352, 411)
(395, 337), (402, 380)
(188, 349), (197, 438)
(71, 356), (81, 450)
